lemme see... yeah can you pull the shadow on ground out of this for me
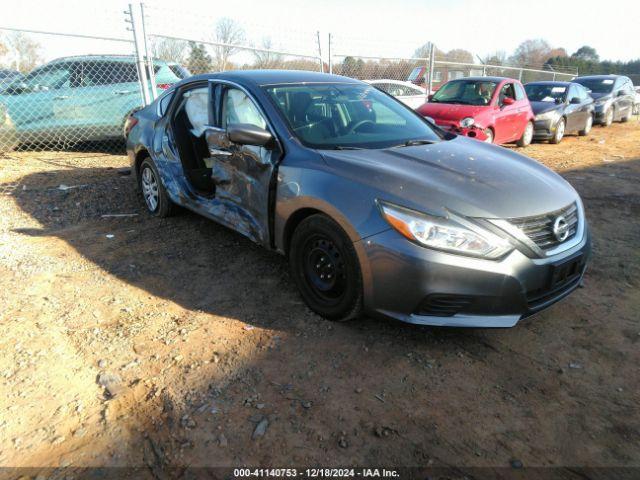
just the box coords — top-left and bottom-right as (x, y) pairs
(4, 154), (640, 474)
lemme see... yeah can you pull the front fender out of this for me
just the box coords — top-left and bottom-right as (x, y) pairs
(274, 166), (391, 253)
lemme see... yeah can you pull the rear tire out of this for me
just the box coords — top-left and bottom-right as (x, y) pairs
(289, 214), (363, 321)
(550, 118), (565, 144)
(578, 115), (593, 136)
(517, 122), (533, 147)
(139, 158), (176, 218)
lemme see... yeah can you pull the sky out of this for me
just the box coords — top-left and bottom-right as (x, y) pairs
(1, 0), (639, 64)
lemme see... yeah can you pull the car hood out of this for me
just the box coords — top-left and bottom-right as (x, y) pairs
(319, 137), (578, 219)
(417, 103), (488, 122)
(590, 92), (612, 101)
(530, 101), (562, 116)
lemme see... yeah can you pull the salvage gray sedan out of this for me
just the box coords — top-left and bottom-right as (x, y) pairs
(126, 70), (591, 328)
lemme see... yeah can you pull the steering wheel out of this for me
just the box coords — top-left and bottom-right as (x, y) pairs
(346, 119), (375, 135)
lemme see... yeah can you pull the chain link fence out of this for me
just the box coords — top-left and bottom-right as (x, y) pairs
(331, 42), (578, 95)
(1, 4), (581, 155)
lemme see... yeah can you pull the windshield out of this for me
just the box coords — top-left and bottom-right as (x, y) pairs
(431, 79), (498, 105)
(265, 83), (441, 149)
(525, 84), (567, 103)
(573, 78), (614, 94)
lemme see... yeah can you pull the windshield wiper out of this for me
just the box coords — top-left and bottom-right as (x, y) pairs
(389, 139), (436, 148)
(331, 145), (366, 150)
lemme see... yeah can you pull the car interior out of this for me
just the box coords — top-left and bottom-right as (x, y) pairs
(268, 86), (423, 147)
(171, 86), (215, 194)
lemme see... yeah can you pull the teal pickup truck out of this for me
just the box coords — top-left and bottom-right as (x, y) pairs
(0, 55), (189, 146)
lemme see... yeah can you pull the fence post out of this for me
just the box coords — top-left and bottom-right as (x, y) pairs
(127, 3), (151, 106)
(328, 33), (332, 74)
(427, 42), (435, 95)
(316, 31), (323, 72)
(140, 3), (158, 100)
(518, 68), (523, 81)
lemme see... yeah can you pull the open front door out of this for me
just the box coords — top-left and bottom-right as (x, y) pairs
(205, 82), (280, 246)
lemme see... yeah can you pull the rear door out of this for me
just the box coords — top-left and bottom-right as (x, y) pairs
(205, 82), (281, 246)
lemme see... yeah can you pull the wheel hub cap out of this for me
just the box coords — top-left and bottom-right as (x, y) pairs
(305, 238), (345, 297)
(141, 167), (159, 212)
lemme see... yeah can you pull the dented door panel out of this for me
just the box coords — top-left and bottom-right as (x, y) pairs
(205, 127), (278, 246)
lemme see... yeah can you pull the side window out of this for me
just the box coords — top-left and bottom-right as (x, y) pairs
(499, 83), (516, 104)
(577, 85), (589, 101)
(82, 62), (138, 86)
(23, 63), (72, 91)
(514, 82), (526, 100)
(158, 91), (174, 115)
(567, 85), (577, 101)
(222, 88), (267, 129)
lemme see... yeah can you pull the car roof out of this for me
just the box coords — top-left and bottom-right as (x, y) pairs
(575, 74), (622, 80)
(183, 70), (361, 88)
(448, 76), (512, 83)
(525, 81), (573, 87)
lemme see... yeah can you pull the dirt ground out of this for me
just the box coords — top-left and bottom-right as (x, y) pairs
(0, 119), (639, 476)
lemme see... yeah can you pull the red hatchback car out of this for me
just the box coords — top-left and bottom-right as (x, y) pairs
(416, 77), (535, 146)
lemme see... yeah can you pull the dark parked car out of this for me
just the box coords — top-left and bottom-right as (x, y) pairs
(525, 81), (595, 144)
(573, 75), (634, 126)
(127, 70), (591, 328)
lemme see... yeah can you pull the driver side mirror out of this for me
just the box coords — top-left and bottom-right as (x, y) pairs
(570, 97), (581, 104)
(501, 97), (515, 106)
(428, 94), (434, 101)
(227, 123), (273, 147)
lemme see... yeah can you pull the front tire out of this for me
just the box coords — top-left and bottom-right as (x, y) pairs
(550, 118), (565, 144)
(139, 158), (175, 217)
(517, 121), (533, 148)
(621, 107), (631, 122)
(289, 214), (363, 321)
(603, 107), (614, 127)
(483, 128), (494, 144)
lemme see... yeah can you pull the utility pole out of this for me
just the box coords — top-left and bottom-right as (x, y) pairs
(140, 3), (158, 100)
(126, 3), (151, 106)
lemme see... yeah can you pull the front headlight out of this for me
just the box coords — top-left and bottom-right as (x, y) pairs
(378, 201), (512, 259)
(535, 109), (561, 122)
(459, 117), (475, 128)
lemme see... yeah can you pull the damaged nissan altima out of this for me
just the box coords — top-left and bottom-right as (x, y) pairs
(126, 70), (591, 328)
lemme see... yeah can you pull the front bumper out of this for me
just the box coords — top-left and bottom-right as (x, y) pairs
(356, 226), (591, 328)
(593, 104), (608, 124)
(434, 121), (489, 142)
(533, 118), (557, 140)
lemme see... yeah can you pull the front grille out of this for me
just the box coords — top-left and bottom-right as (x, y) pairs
(526, 275), (581, 311)
(509, 203), (579, 251)
(415, 294), (473, 317)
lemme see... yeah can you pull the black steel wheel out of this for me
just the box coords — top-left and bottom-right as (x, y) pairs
(289, 214), (363, 321)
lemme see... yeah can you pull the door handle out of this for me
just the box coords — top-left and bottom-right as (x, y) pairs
(208, 147), (232, 156)
(53, 95), (69, 100)
(113, 90), (134, 95)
